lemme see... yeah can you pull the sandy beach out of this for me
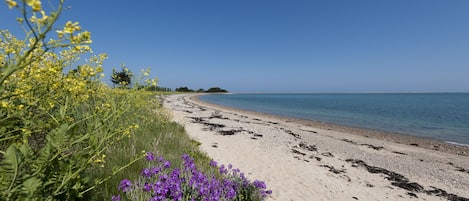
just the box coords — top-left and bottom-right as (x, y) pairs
(163, 94), (469, 201)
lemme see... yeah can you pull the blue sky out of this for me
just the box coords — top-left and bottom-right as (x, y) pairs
(2, 0), (469, 92)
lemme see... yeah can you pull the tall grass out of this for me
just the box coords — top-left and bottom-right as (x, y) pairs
(91, 91), (213, 199)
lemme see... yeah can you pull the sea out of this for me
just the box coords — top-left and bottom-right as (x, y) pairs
(199, 93), (469, 146)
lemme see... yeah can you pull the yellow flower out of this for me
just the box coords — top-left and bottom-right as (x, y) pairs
(64, 21), (81, 33)
(26, 0), (41, 11)
(6, 0), (17, 9)
(17, 104), (24, 110)
(93, 154), (105, 163)
(16, 17), (24, 24)
(1, 101), (9, 108)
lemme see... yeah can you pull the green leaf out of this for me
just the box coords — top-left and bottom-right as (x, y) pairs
(22, 177), (41, 198)
(0, 145), (20, 196)
(48, 124), (69, 149)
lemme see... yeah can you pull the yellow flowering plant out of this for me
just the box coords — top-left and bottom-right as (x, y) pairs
(0, 1), (156, 200)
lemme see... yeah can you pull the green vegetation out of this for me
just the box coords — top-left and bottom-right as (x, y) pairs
(111, 67), (134, 88)
(175, 86), (195, 92)
(175, 86), (229, 93)
(206, 87), (228, 93)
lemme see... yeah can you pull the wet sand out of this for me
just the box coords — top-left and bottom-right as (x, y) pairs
(163, 94), (469, 201)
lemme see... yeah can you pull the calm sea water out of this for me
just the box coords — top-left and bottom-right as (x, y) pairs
(199, 93), (469, 145)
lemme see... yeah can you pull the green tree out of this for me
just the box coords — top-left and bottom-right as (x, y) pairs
(175, 86), (194, 92)
(206, 87), (228, 93)
(111, 67), (133, 88)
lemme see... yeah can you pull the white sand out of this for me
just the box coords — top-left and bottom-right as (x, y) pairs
(163, 94), (469, 201)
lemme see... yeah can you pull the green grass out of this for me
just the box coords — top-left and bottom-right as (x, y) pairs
(90, 91), (212, 199)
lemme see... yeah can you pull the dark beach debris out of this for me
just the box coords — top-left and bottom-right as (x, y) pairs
(208, 113), (229, 120)
(341, 139), (384, 151)
(253, 118), (261, 121)
(205, 123), (226, 130)
(425, 186), (469, 201)
(183, 110), (193, 113)
(342, 139), (384, 151)
(392, 151), (407, 155)
(212, 144), (218, 148)
(455, 167), (469, 174)
(291, 149), (307, 156)
(410, 143), (419, 147)
(319, 165), (346, 174)
(366, 183), (374, 188)
(342, 139), (358, 145)
(189, 117), (229, 131)
(218, 129), (241, 136)
(447, 162), (469, 174)
(253, 133), (263, 138)
(346, 159), (422, 191)
(250, 137), (257, 140)
(296, 142), (318, 152)
(300, 129), (318, 134)
(284, 129), (301, 139)
(189, 117), (206, 123)
(407, 192), (418, 198)
(346, 159), (469, 201)
(352, 196), (359, 200)
(321, 152), (334, 157)
(391, 181), (423, 192)
(360, 143), (384, 151)
(309, 155), (322, 161)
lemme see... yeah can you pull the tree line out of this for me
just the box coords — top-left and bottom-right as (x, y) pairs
(111, 67), (227, 93)
(175, 86), (228, 93)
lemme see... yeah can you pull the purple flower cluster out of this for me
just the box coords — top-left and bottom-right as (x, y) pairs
(113, 153), (272, 201)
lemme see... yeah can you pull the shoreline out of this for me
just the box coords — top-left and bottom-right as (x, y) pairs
(163, 93), (469, 200)
(193, 93), (469, 157)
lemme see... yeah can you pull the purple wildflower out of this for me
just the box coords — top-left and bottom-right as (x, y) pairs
(145, 152), (155, 161)
(226, 187), (236, 199)
(118, 179), (132, 192)
(253, 180), (267, 189)
(141, 168), (152, 178)
(143, 182), (152, 192)
(163, 160), (171, 169)
(116, 153), (272, 201)
(209, 160), (217, 167)
(151, 166), (161, 175)
(219, 165), (228, 174)
(182, 153), (190, 161)
(111, 195), (120, 201)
